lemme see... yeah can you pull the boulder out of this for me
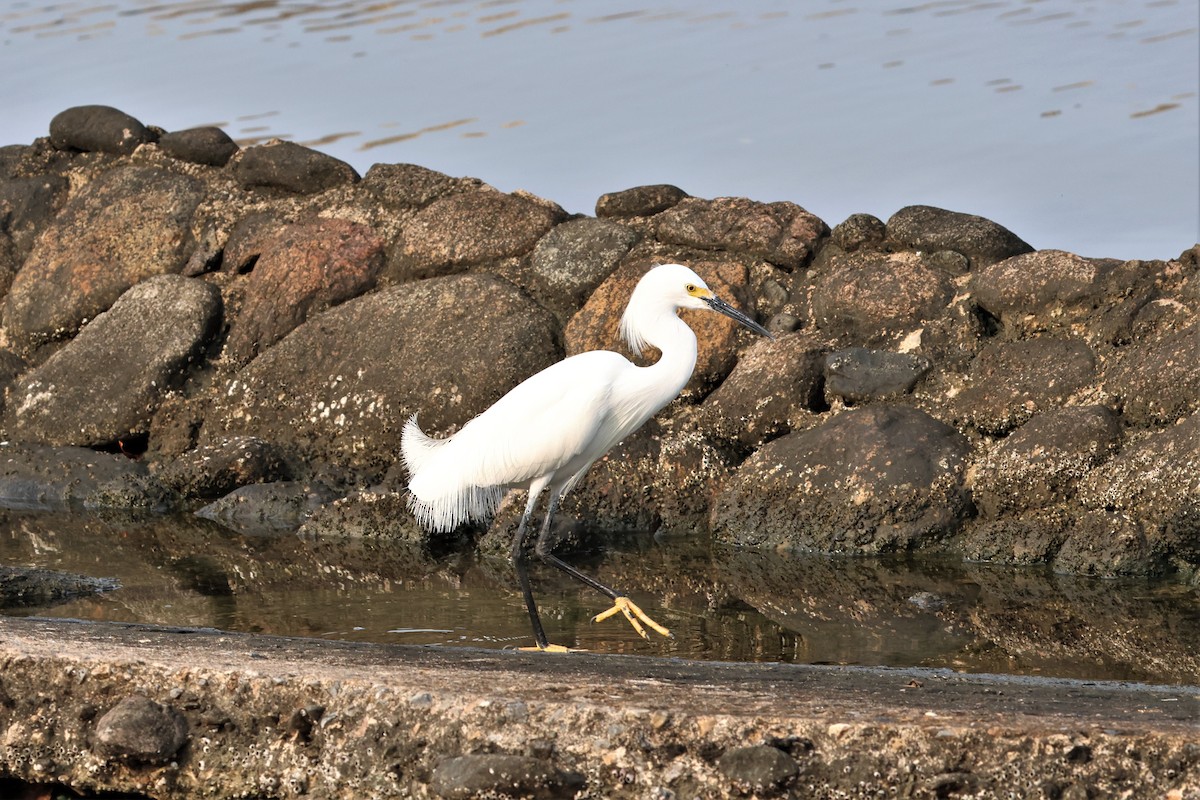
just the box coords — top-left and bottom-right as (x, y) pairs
(49, 105), (157, 155)
(0, 442), (179, 512)
(205, 273), (561, 475)
(595, 183), (688, 218)
(3, 166), (205, 349)
(885, 205), (1032, 269)
(360, 162), (481, 209)
(952, 338), (1097, 435)
(655, 196), (828, 270)
(155, 436), (293, 500)
(197, 481), (335, 534)
(158, 126), (238, 167)
(1103, 323), (1200, 426)
(823, 348), (932, 404)
(958, 511), (1071, 566)
(5, 275), (221, 447)
(224, 217), (386, 363)
(0, 173), (69, 259)
(702, 331), (830, 448)
(970, 406), (1121, 518)
(234, 140), (359, 193)
(811, 251), (955, 343)
(564, 259), (759, 398)
(392, 189), (561, 280)
(1053, 511), (1165, 578)
(526, 217), (639, 319)
(94, 695), (188, 766)
(220, 211), (285, 274)
(711, 406), (972, 553)
(829, 213), (886, 253)
(0, 566), (118, 609)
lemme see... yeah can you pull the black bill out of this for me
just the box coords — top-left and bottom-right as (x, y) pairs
(705, 294), (774, 340)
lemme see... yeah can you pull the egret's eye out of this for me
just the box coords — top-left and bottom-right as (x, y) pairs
(685, 284), (697, 294)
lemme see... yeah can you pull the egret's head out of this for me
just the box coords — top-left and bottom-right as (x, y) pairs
(621, 263), (773, 355)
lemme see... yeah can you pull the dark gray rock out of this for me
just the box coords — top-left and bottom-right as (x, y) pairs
(206, 273), (561, 475)
(971, 406), (1121, 518)
(656, 196), (828, 270)
(156, 436), (292, 500)
(703, 331), (830, 447)
(527, 217), (639, 318)
(3, 166), (205, 350)
(49, 105), (157, 155)
(971, 249), (1117, 338)
(0, 442), (179, 513)
(224, 217), (385, 363)
(811, 252), (955, 343)
(952, 338), (1097, 435)
(824, 347), (932, 404)
(430, 754), (584, 800)
(1054, 511), (1165, 578)
(5, 275), (221, 447)
(958, 511), (1071, 566)
(360, 162), (481, 209)
(886, 205), (1033, 269)
(158, 126), (238, 167)
(392, 189), (562, 280)
(0, 566), (118, 609)
(717, 745), (799, 793)
(0, 174), (69, 259)
(197, 481), (335, 534)
(595, 183), (688, 218)
(830, 212), (886, 252)
(711, 406), (972, 553)
(94, 695), (188, 765)
(1103, 323), (1200, 426)
(235, 140), (359, 193)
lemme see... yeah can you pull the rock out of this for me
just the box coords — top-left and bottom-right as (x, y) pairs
(1077, 412), (1200, 562)
(711, 406), (972, 553)
(360, 162), (480, 209)
(224, 217), (386, 363)
(958, 511), (1071, 566)
(296, 488), (437, 543)
(717, 745), (799, 793)
(702, 331), (830, 448)
(811, 252), (955, 343)
(971, 250), (1113, 327)
(206, 273), (561, 475)
(94, 695), (188, 766)
(0, 442), (179, 512)
(655, 196), (828, 270)
(595, 183), (689, 218)
(158, 126), (238, 167)
(1103, 323), (1200, 426)
(430, 754), (584, 800)
(197, 481), (335, 534)
(885, 205), (1033, 268)
(565, 259), (759, 397)
(1054, 511), (1164, 578)
(0, 173), (69, 259)
(234, 140), (359, 193)
(824, 347), (932, 404)
(0, 566), (118, 608)
(830, 213), (886, 252)
(952, 338), (1097, 435)
(526, 217), (639, 319)
(392, 189), (561, 280)
(49, 105), (157, 155)
(221, 211), (285, 274)
(0, 348), (28, 415)
(3, 166), (205, 349)
(156, 436), (292, 500)
(970, 406), (1121, 518)
(5, 275), (221, 447)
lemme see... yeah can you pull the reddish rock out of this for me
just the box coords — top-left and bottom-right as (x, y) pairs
(224, 217), (386, 363)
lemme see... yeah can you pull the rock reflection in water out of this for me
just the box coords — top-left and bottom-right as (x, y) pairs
(0, 510), (1196, 684)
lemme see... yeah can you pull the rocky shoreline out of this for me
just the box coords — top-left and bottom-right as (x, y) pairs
(1, 104), (1196, 580)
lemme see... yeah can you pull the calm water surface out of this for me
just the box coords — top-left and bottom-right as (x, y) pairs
(3, 510), (1199, 685)
(1, 0), (1196, 259)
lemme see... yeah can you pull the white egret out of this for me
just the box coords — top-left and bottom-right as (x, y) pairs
(402, 263), (772, 651)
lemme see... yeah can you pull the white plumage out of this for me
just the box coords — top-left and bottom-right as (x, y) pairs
(401, 263), (771, 650)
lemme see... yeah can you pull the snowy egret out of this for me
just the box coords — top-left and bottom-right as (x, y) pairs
(402, 263), (772, 651)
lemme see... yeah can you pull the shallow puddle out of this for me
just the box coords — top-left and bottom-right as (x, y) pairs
(1, 509), (1197, 685)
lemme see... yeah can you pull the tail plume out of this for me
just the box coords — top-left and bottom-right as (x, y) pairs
(401, 414), (504, 532)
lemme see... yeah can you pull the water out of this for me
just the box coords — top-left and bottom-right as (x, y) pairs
(1, 0), (1196, 260)
(3, 510), (1198, 685)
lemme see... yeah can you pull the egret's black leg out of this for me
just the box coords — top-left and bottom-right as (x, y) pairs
(510, 501), (550, 650)
(533, 492), (672, 640)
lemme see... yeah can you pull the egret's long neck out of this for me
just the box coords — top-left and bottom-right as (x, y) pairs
(624, 309), (698, 420)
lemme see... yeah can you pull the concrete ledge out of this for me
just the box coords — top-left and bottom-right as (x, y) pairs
(0, 617), (1196, 798)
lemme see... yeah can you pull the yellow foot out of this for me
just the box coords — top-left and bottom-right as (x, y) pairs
(518, 643), (581, 653)
(592, 596), (673, 640)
